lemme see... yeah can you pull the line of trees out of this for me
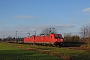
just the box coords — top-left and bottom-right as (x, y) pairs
(64, 33), (80, 42)
(64, 24), (90, 44)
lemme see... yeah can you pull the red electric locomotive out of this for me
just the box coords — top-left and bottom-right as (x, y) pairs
(24, 33), (64, 47)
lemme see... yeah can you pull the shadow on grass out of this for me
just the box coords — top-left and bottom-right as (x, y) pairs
(0, 50), (63, 60)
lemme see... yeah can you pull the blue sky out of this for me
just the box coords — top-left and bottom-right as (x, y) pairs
(0, 0), (90, 38)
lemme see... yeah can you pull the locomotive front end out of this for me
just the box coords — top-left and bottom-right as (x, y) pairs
(54, 34), (64, 47)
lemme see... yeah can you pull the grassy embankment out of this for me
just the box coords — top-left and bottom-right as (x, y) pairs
(0, 42), (62, 60)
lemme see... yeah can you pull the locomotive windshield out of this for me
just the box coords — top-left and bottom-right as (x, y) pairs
(54, 35), (62, 38)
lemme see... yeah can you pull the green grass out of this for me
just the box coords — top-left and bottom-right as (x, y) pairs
(37, 46), (90, 60)
(1, 42), (90, 60)
(15, 43), (90, 60)
(0, 50), (62, 60)
(0, 42), (19, 50)
(0, 42), (62, 60)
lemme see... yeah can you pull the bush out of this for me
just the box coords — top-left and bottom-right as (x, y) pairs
(64, 33), (80, 42)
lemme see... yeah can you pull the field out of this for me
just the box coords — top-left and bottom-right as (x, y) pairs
(0, 42), (90, 60)
(0, 42), (62, 60)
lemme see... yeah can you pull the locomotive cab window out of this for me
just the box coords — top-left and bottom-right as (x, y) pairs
(54, 35), (62, 38)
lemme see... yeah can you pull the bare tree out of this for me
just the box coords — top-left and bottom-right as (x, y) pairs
(80, 25), (90, 43)
(40, 28), (57, 35)
(80, 25), (90, 38)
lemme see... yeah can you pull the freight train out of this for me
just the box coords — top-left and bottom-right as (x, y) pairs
(4, 33), (64, 47)
(24, 33), (64, 47)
